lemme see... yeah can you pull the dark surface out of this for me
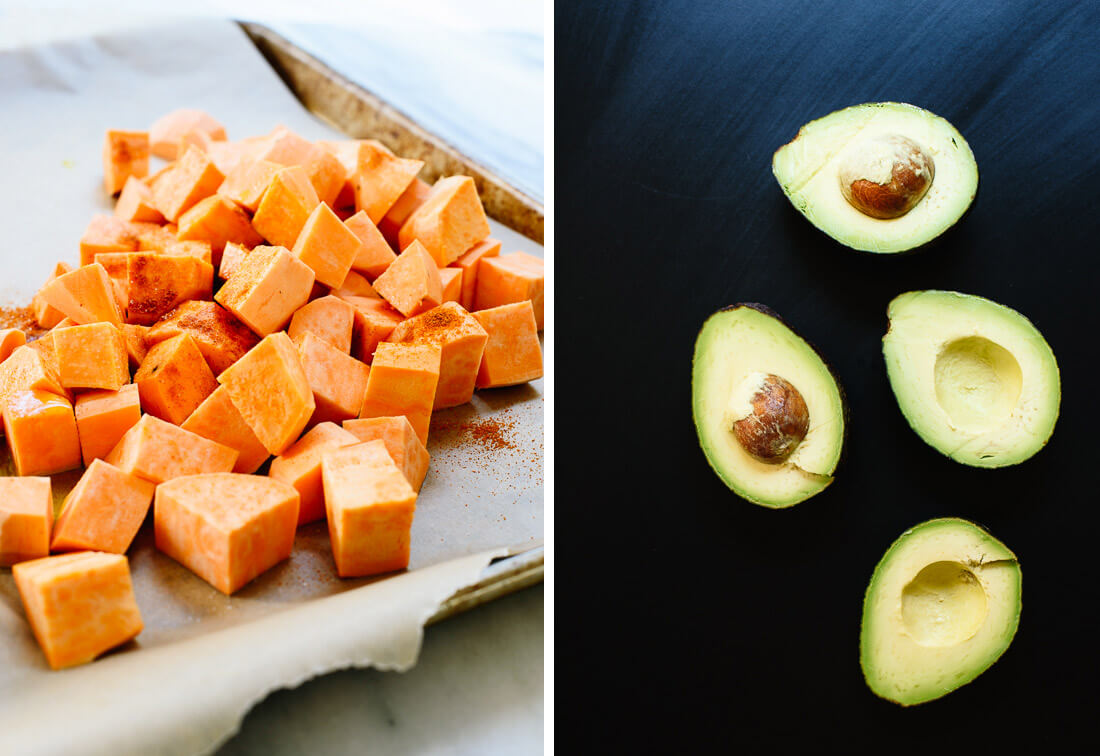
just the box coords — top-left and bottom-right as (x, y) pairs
(556, 0), (1099, 751)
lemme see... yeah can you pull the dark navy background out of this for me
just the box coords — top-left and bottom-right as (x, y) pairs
(556, 0), (1099, 750)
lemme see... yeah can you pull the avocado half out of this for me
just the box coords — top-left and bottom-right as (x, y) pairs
(773, 102), (978, 253)
(861, 518), (1021, 706)
(883, 290), (1060, 468)
(692, 304), (845, 508)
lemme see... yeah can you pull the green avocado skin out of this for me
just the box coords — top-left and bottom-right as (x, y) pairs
(859, 518), (1022, 706)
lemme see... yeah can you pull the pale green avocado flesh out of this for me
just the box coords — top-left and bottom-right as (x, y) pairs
(883, 290), (1060, 468)
(773, 102), (978, 253)
(692, 305), (845, 508)
(861, 518), (1021, 706)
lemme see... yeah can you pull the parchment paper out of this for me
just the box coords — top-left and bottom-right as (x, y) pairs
(0, 19), (543, 756)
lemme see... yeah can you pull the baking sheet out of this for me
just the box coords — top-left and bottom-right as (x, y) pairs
(0, 18), (542, 756)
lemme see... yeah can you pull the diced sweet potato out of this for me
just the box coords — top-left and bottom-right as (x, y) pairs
(0, 346), (65, 410)
(268, 422), (359, 525)
(439, 267), (462, 304)
(150, 108), (226, 160)
(451, 238), (501, 311)
(74, 384), (142, 466)
(145, 300), (259, 375)
(343, 416), (430, 492)
(297, 333), (370, 425)
(51, 459), (156, 554)
(339, 295), (404, 363)
(217, 332), (314, 455)
(389, 302), (488, 408)
(378, 178), (432, 246)
(123, 252), (214, 326)
(251, 165), (320, 248)
(321, 440), (417, 577)
(332, 270), (378, 300)
(214, 245), (315, 336)
(358, 342), (441, 444)
(114, 176), (166, 223)
(164, 240), (215, 264)
(79, 215), (139, 266)
(152, 146), (225, 223)
(134, 333), (216, 425)
(105, 414), (238, 484)
(38, 263), (123, 326)
(250, 126), (314, 166)
(3, 389), (81, 476)
(475, 252), (545, 329)
(218, 241), (252, 281)
(120, 324), (149, 368)
(154, 473), (299, 594)
(0, 329), (27, 363)
(33, 262), (73, 329)
(176, 195), (264, 263)
(51, 322), (129, 391)
(472, 301), (544, 387)
(181, 385), (270, 474)
(217, 159), (282, 213)
(291, 202), (360, 288)
(103, 130), (149, 195)
(398, 176), (490, 266)
(372, 240), (443, 318)
(0, 477), (52, 567)
(302, 146), (346, 207)
(352, 140), (424, 223)
(13, 551), (143, 669)
(23, 338), (61, 389)
(287, 295), (355, 353)
(345, 210), (396, 279)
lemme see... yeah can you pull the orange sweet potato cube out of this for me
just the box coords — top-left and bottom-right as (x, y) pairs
(217, 159), (282, 213)
(114, 176), (165, 223)
(345, 210), (396, 280)
(321, 440), (417, 577)
(215, 245), (315, 336)
(38, 263), (123, 326)
(79, 215), (139, 266)
(0, 329), (27, 363)
(217, 332), (315, 455)
(472, 301), (544, 388)
(359, 342), (441, 444)
(268, 422), (359, 525)
(33, 262), (73, 329)
(120, 324), (149, 368)
(291, 203), (360, 288)
(74, 384), (142, 466)
(23, 338), (61, 388)
(177, 195), (264, 263)
(103, 130), (149, 195)
(151, 108), (226, 160)
(451, 238), (501, 311)
(251, 126), (314, 165)
(155, 474), (299, 594)
(352, 141), (424, 223)
(287, 295), (355, 353)
(389, 302), (488, 408)
(152, 146), (225, 223)
(134, 333), (217, 425)
(146, 300), (259, 375)
(3, 390), (81, 476)
(378, 178), (432, 246)
(251, 165), (320, 248)
(343, 416), (430, 492)
(105, 414), (238, 484)
(51, 322), (129, 391)
(218, 241), (252, 281)
(303, 146), (346, 207)
(339, 295), (404, 363)
(333, 270), (379, 300)
(372, 240), (443, 318)
(51, 459), (156, 554)
(181, 385), (270, 474)
(297, 333), (370, 426)
(439, 267), (462, 304)
(0, 477), (52, 567)
(475, 252), (545, 329)
(0, 346), (65, 410)
(398, 176), (490, 266)
(124, 252), (215, 326)
(164, 240), (214, 264)
(13, 552), (143, 669)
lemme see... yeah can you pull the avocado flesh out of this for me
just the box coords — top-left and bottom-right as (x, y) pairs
(861, 518), (1021, 706)
(773, 102), (978, 253)
(883, 290), (1060, 468)
(692, 305), (845, 508)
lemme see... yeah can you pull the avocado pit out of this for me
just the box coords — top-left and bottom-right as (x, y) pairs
(901, 561), (989, 648)
(728, 372), (809, 463)
(838, 133), (934, 219)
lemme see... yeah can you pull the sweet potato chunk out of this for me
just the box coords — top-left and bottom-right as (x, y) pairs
(0, 329), (27, 364)
(291, 202), (360, 288)
(287, 295), (355, 353)
(103, 130), (149, 195)
(217, 159), (282, 213)
(372, 240), (443, 318)
(145, 300), (259, 375)
(218, 241), (252, 281)
(51, 322), (129, 391)
(124, 252), (214, 326)
(398, 176), (490, 266)
(351, 140), (424, 223)
(451, 238), (501, 311)
(78, 215), (139, 266)
(3, 389), (81, 476)
(358, 342), (441, 444)
(150, 108), (226, 160)
(0, 477), (52, 567)
(217, 332), (315, 455)
(297, 333), (370, 425)
(268, 422), (359, 525)
(472, 301), (544, 387)
(181, 385), (270, 474)
(251, 165), (319, 248)
(389, 302), (488, 408)
(105, 414), (238, 484)
(215, 245), (315, 336)
(345, 209), (396, 279)
(13, 552), (143, 669)
(332, 270), (378, 300)
(134, 333), (218, 425)
(120, 324), (149, 368)
(152, 145), (225, 223)
(439, 267), (463, 304)
(114, 176), (165, 223)
(155, 474), (299, 594)
(0, 346), (65, 410)
(340, 295), (404, 363)
(51, 459), (156, 554)
(343, 416), (430, 492)
(38, 263), (123, 326)
(378, 178), (432, 246)
(475, 252), (545, 330)
(176, 195), (264, 263)
(33, 262), (73, 329)
(74, 384), (142, 466)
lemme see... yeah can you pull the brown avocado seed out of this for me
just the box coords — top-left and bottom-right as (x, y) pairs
(838, 134), (934, 219)
(729, 372), (810, 464)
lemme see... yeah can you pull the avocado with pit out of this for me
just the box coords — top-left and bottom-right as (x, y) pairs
(692, 304), (845, 508)
(772, 102), (978, 253)
(861, 518), (1021, 706)
(883, 290), (1060, 467)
